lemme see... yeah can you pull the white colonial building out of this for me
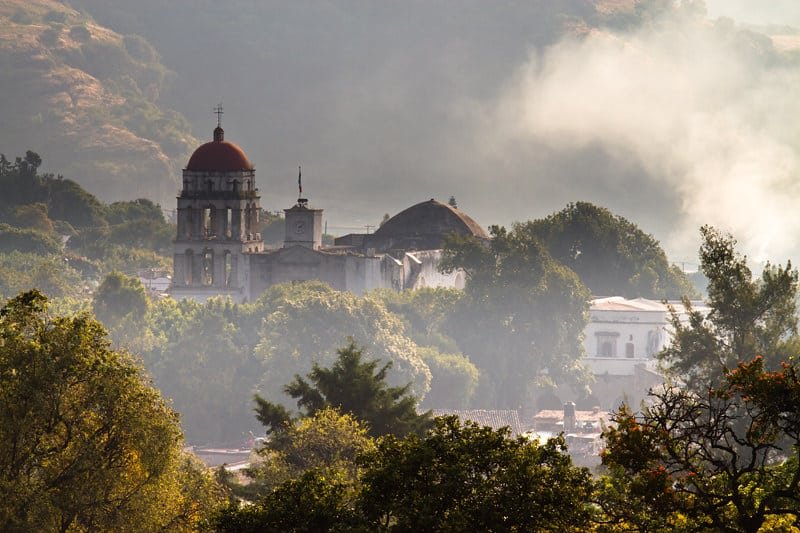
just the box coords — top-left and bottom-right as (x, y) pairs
(552, 296), (707, 411)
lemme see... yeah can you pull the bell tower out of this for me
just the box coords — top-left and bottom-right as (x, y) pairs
(171, 107), (263, 302)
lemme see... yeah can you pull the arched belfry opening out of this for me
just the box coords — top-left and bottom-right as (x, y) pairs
(223, 250), (233, 287)
(202, 248), (214, 285)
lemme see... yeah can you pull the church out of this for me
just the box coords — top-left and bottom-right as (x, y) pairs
(170, 121), (489, 302)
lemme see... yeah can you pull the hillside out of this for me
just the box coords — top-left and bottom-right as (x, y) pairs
(0, 0), (196, 208)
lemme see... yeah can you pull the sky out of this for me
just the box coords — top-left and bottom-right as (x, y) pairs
(83, 1), (800, 268)
(706, 0), (800, 27)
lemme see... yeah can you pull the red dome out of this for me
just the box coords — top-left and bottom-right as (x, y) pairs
(186, 128), (253, 171)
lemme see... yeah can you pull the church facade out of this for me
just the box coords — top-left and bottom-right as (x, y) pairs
(170, 124), (488, 302)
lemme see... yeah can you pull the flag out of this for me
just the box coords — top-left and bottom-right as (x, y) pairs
(298, 166), (302, 195)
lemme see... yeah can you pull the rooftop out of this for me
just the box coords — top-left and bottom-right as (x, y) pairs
(375, 199), (489, 241)
(431, 409), (526, 436)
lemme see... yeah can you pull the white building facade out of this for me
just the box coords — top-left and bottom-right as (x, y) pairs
(552, 296), (707, 411)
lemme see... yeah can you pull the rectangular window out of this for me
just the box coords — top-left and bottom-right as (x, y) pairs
(595, 331), (620, 357)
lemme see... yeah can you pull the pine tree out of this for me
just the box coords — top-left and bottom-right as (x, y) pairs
(254, 340), (432, 437)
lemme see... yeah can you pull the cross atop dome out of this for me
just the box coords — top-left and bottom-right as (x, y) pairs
(185, 108), (253, 171)
(213, 103), (224, 142)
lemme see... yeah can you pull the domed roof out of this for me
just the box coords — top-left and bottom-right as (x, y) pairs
(375, 199), (489, 240)
(186, 127), (253, 172)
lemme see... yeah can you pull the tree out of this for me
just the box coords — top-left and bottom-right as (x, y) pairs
(0, 223), (62, 255)
(374, 288), (479, 408)
(0, 252), (83, 300)
(523, 202), (696, 299)
(242, 407), (374, 499)
(0, 152), (106, 231)
(106, 198), (165, 225)
(92, 270), (149, 327)
(212, 469), (363, 533)
(254, 340), (432, 438)
(660, 226), (799, 390)
(214, 416), (595, 532)
(358, 416), (595, 531)
(257, 210), (286, 245)
(98, 199), (174, 254)
(0, 291), (223, 531)
(266, 408), (374, 477)
(374, 287), (463, 352)
(253, 282), (431, 408)
(10, 203), (54, 233)
(440, 225), (590, 407)
(600, 357), (800, 533)
(416, 347), (479, 409)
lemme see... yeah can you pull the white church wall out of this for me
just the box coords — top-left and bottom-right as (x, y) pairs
(343, 255), (383, 295)
(402, 250), (461, 289)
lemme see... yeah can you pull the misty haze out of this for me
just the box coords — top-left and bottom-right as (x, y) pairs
(2, 1), (800, 531)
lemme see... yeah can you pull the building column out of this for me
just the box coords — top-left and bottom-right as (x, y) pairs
(232, 208), (242, 240)
(213, 250), (225, 287)
(230, 254), (239, 288)
(192, 251), (203, 285)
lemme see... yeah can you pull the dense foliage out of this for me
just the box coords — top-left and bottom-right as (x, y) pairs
(252, 282), (432, 408)
(524, 202), (696, 299)
(0, 151), (174, 301)
(441, 224), (591, 407)
(359, 416), (595, 531)
(596, 227), (800, 532)
(93, 270), (149, 326)
(660, 226), (800, 391)
(374, 288), (479, 408)
(601, 357), (800, 532)
(97, 282), (448, 444)
(0, 291), (223, 531)
(213, 416), (594, 532)
(237, 407), (374, 502)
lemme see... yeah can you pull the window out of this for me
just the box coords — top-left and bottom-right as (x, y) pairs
(595, 331), (620, 357)
(203, 206), (215, 239)
(646, 329), (663, 357)
(600, 341), (615, 357)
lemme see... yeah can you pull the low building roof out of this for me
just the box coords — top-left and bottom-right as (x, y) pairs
(590, 296), (668, 312)
(431, 409), (525, 436)
(532, 408), (611, 433)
